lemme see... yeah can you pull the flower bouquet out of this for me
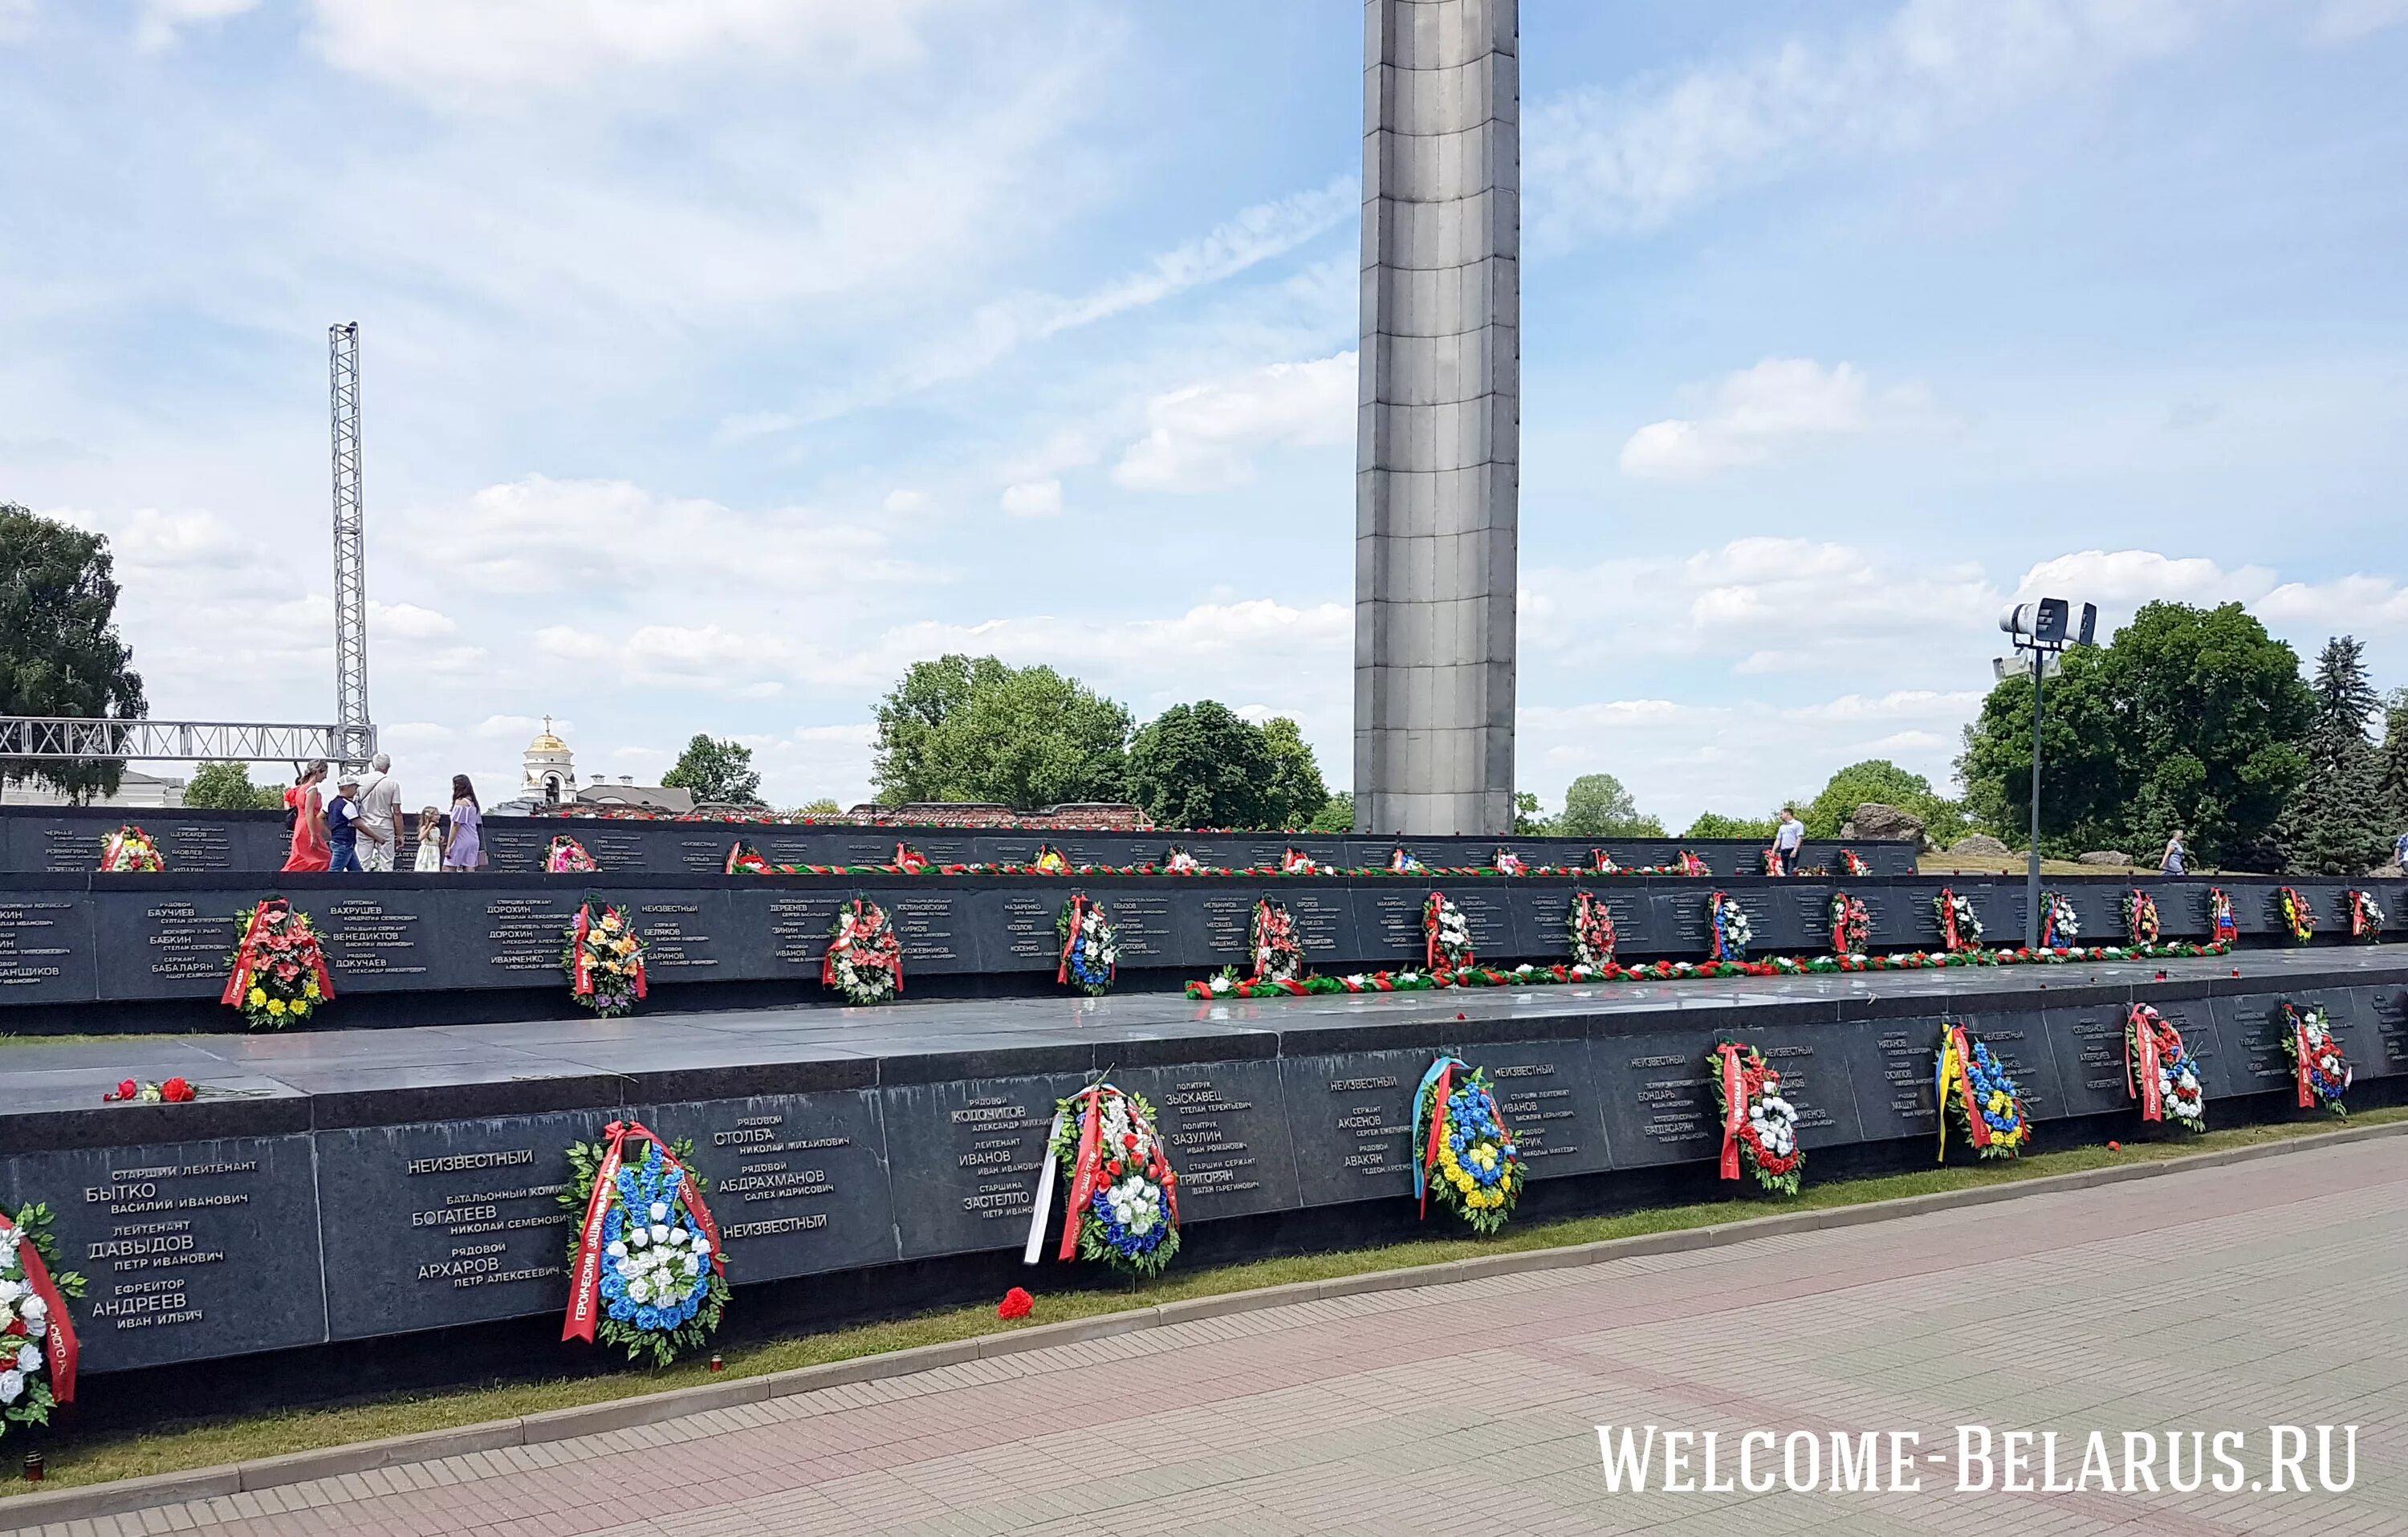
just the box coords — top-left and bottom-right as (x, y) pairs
(1424, 892), (1475, 972)
(563, 898), (648, 1017)
(1491, 848), (1526, 875)
(1388, 844), (1424, 872)
(545, 836), (598, 874)
(1031, 844), (1068, 873)
(1933, 888), (1983, 953)
(725, 841), (782, 876)
(221, 898), (333, 1029)
(0, 1204), (83, 1441)
(1023, 1082), (1179, 1278)
(561, 1124), (727, 1366)
(2348, 889), (2384, 942)
(102, 1076), (196, 1104)
(1709, 1039), (1803, 1195)
(1279, 846), (1318, 874)
(2207, 887), (2239, 944)
(1706, 890), (1750, 962)
(1828, 892), (1871, 957)
(1678, 850), (1711, 877)
(824, 897), (903, 1003)
(1588, 848), (1621, 874)
(99, 825), (165, 872)
(1161, 844), (1201, 873)
(2280, 1003), (2352, 1116)
(1413, 1058), (1523, 1232)
(1838, 848), (1870, 876)
(1056, 893), (1119, 997)
(1566, 889), (1617, 970)
(2122, 888), (2160, 947)
(2039, 891), (2080, 949)
(2125, 1003), (2206, 1132)
(2277, 886), (2315, 945)
(1250, 897), (1306, 983)
(892, 842), (932, 874)
(1936, 1025), (2029, 1160)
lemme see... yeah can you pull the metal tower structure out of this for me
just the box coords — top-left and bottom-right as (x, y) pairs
(328, 322), (372, 770)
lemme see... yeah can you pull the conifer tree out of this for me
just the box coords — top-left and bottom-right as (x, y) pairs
(2280, 636), (2391, 874)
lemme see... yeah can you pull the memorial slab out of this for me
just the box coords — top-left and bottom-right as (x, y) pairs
(1120, 1058), (1301, 1221)
(630, 1090), (897, 1282)
(881, 1071), (1097, 1259)
(1279, 1048), (1430, 1206)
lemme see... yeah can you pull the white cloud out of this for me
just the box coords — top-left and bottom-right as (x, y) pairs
(1112, 352), (1354, 492)
(999, 480), (1064, 518)
(136, 0), (258, 51)
(1618, 359), (1930, 480)
(2308, 0), (2408, 43)
(881, 490), (926, 515)
(1528, 0), (2209, 247)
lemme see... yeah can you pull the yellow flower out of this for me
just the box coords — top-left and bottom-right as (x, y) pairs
(246, 986), (266, 1007)
(303, 979), (321, 998)
(266, 998), (287, 1015)
(615, 937), (637, 956)
(290, 1000), (309, 1017)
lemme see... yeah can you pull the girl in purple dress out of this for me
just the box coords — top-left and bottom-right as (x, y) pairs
(442, 775), (485, 871)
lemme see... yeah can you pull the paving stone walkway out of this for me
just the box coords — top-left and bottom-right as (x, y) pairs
(9, 1138), (2403, 1537)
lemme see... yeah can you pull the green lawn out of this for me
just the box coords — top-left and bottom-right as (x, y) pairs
(4, 1106), (2395, 1501)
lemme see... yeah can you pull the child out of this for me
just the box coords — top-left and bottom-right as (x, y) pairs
(325, 775), (364, 873)
(413, 807), (445, 872)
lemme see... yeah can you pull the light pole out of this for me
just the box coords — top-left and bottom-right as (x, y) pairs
(1997, 600), (2097, 949)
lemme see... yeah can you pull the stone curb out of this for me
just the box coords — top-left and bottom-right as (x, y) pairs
(4, 1117), (2398, 1532)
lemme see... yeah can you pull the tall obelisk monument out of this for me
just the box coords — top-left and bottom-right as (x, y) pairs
(1353, 0), (1519, 836)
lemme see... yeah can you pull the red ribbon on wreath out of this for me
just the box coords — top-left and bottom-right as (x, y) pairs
(0, 1208), (78, 1406)
(219, 898), (334, 1010)
(1423, 891), (1474, 973)
(1047, 1085), (1179, 1259)
(571, 901), (648, 1002)
(1935, 1025), (1993, 1155)
(1057, 893), (1095, 986)
(1716, 1041), (1748, 1181)
(562, 1120), (722, 1344)
(1938, 891), (1963, 954)
(2125, 1004), (2182, 1123)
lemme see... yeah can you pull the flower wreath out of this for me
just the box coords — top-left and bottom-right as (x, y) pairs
(1678, 850), (1711, 877)
(2039, 891), (2081, 949)
(2348, 888), (2385, 942)
(1023, 1082), (1179, 1278)
(0, 1203), (84, 1441)
(1056, 893), (1119, 997)
(1933, 888), (1983, 954)
(545, 835), (598, 873)
(1491, 848), (1527, 875)
(1935, 1025), (2030, 1161)
(1706, 890), (1750, 962)
(1161, 844), (1201, 873)
(823, 897), (903, 1003)
(2207, 887), (2239, 945)
(1709, 1039), (1802, 1196)
(1278, 846), (1318, 874)
(1828, 892), (1871, 957)
(563, 897), (649, 1017)
(1424, 891), (1475, 972)
(222, 898), (334, 1029)
(1413, 1058), (1523, 1232)
(1030, 844), (1068, 873)
(2122, 888), (2161, 948)
(726, 841), (779, 875)
(892, 841), (932, 874)
(1588, 847), (1621, 874)
(99, 825), (164, 872)
(1838, 848), (1870, 877)
(561, 1123), (727, 1366)
(1388, 844), (1424, 872)
(1250, 897), (1306, 983)
(1566, 889), (1617, 970)
(2277, 886), (2316, 945)
(2125, 1003), (2207, 1132)
(2280, 1002), (2352, 1117)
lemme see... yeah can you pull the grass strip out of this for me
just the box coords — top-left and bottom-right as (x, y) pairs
(6, 1104), (2397, 1499)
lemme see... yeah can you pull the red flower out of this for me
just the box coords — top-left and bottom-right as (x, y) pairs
(111, 1078), (137, 1101)
(997, 1287), (1034, 1320)
(161, 1076), (195, 1103)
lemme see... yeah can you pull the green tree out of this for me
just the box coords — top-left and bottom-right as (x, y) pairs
(872, 655), (1130, 811)
(1512, 791), (1548, 836)
(2377, 689), (2408, 844)
(1959, 601), (2312, 865)
(0, 504), (147, 802)
(1307, 791), (1354, 834)
(1683, 811), (1777, 840)
(1552, 772), (1666, 838)
(1258, 717), (1329, 827)
(2279, 636), (2391, 875)
(661, 734), (764, 806)
(1802, 759), (1966, 843)
(796, 797), (843, 817)
(1126, 701), (1279, 828)
(183, 761), (281, 811)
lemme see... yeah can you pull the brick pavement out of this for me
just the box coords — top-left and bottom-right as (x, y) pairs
(6, 1139), (2402, 1536)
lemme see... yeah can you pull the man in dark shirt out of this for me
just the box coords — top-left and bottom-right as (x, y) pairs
(326, 775), (364, 874)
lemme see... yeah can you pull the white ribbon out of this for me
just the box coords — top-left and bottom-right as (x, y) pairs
(1020, 1105), (1068, 1266)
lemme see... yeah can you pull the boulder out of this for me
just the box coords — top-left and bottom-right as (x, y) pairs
(1850, 803), (1927, 844)
(1949, 833), (2013, 859)
(2077, 850), (2133, 867)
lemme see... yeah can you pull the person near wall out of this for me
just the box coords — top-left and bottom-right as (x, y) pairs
(2161, 828), (2187, 876)
(325, 775), (365, 873)
(414, 807), (445, 872)
(282, 761), (331, 872)
(356, 753), (401, 872)
(443, 775), (485, 872)
(1772, 806), (1805, 876)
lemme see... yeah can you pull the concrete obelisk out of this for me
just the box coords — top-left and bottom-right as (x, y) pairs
(1353, 0), (1519, 837)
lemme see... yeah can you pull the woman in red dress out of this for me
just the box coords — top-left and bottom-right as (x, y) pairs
(283, 760), (332, 872)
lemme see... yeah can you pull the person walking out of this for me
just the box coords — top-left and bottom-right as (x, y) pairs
(325, 775), (365, 873)
(356, 753), (401, 872)
(2393, 826), (2408, 874)
(413, 807), (445, 872)
(442, 775), (485, 872)
(2160, 827), (2187, 876)
(281, 761), (331, 872)
(1772, 806), (1805, 876)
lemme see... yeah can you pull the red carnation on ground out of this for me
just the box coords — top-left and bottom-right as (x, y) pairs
(997, 1287), (1034, 1320)
(110, 1078), (137, 1101)
(161, 1076), (196, 1103)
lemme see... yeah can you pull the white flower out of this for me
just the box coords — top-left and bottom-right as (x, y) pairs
(691, 1237), (710, 1258)
(1210, 976), (1230, 994)
(0, 1279), (19, 1307)
(0, 1369), (20, 1405)
(650, 1222), (672, 1245)
(15, 1344), (38, 1373)
(605, 1240), (626, 1258)
(649, 1202), (669, 1222)
(628, 1227), (649, 1248)
(628, 1277), (651, 1303)
(668, 1226), (689, 1246)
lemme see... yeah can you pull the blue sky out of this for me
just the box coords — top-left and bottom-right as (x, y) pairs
(4, 0), (2405, 823)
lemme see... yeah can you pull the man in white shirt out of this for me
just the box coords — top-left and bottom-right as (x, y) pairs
(356, 754), (402, 872)
(1772, 807), (1805, 876)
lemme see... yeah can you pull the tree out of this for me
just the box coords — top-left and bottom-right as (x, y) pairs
(1125, 701), (1279, 828)
(1802, 759), (1966, 843)
(183, 761), (281, 811)
(1683, 811), (1777, 840)
(872, 655), (1130, 811)
(1512, 791), (1548, 836)
(796, 797), (843, 817)
(1552, 772), (1666, 838)
(2378, 689), (2408, 844)
(1960, 601), (2312, 867)
(0, 504), (147, 802)
(661, 734), (763, 806)
(2279, 636), (2391, 874)
(1258, 718), (1329, 827)
(1308, 791), (1354, 834)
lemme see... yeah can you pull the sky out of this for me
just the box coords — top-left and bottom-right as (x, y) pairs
(3, 0), (2406, 825)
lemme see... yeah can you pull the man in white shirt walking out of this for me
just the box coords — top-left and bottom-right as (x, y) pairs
(1772, 807), (1805, 876)
(356, 754), (402, 872)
